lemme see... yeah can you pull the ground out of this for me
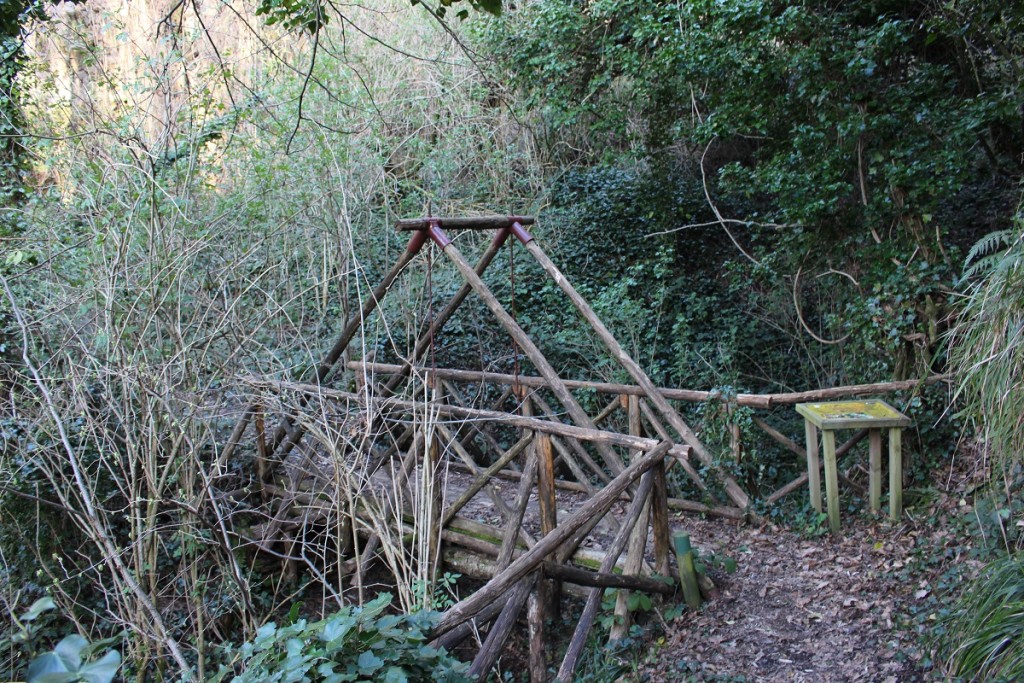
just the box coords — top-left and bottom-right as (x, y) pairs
(629, 460), (987, 683)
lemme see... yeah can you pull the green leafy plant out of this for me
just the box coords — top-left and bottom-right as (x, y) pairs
(949, 217), (1024, 471)
(938, 553), (1024, 681)
(25, 634), (121, 683)
(211, 594), (469, 683)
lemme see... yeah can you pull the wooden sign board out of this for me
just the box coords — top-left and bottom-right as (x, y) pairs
(796, 399), (910, 431)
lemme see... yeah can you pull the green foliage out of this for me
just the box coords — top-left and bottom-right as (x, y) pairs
(255, 0), (502, 31)
(949, 215), (1024, 468)
(211, 594), (469, 683)
(938, 554), (1024, 681)
(1, 597), (121, 683)
(26, 634), (121, 683)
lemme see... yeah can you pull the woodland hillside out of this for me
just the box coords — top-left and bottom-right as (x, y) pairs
(0, 1), (1022, 681)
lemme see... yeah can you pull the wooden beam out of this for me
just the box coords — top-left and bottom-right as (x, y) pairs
(247, 378), (693, 461)
(395, 215), (536, 232)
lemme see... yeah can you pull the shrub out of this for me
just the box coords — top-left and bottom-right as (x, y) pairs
(211, 594), (469, 683)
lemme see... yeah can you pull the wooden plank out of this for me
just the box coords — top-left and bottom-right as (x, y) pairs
(432, 441), (672, 637)
(395, 215), (535, 231)
(869, 429), (882, 512)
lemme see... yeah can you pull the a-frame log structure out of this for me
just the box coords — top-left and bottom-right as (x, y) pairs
(233, 215), (759, 681)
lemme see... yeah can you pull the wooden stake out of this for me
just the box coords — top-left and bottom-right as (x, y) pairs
(673, 532), (702, 611)
(536, 433), (560, 622)
(469, 574), (538, 678)
(527, 579), (548, 683)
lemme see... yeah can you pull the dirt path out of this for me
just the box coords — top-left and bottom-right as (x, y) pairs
(636, 504), (971, 683)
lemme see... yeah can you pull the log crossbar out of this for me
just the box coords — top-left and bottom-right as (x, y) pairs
(395, 215), (536, 231)
(351, 360), (946, 409)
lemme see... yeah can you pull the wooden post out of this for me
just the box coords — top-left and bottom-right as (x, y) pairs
(519, 235), (751, 512)
(673, 532), (702, 611)
(889, 427), (902, 521)
(804, 419), (822, 513)
(427, 428), (442, 585)
(727, 401), (742, 465)
(610, 394), (649, 641)
(651, 461), (672, 578)
(527, 580), (548, 683)
(869, 429), (882, 512)
(537, 434), (558, 538)
(536, 433), (560, 622)
(433, 441), (672, 638)
(822, 429), (840, 533)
